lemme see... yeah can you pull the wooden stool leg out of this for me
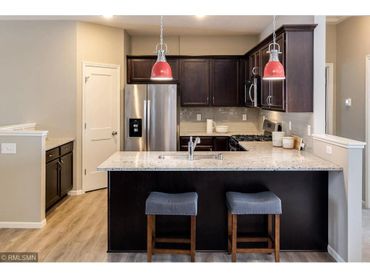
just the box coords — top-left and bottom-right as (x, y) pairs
(147, 215), (153, 262)
(268, 214), (273, 251)
(228, 212), (232, 254)
(274, 214), (280, 262)
(231, 214), (237, 262)
(152, 215), (156, 249)
(190, 216), (196, 262)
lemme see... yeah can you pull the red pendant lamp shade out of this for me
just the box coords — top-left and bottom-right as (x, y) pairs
(263, 16), (285, 81)
(151, 51), (173, 81)
(150, 16), (173, 81)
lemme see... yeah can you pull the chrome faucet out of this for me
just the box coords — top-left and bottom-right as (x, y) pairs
(188, 136), (201, 160)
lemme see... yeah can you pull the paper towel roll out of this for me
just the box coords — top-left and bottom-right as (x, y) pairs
(206, 119), (214, 134)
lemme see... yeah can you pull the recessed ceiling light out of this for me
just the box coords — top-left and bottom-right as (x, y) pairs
(195, 15), (206, 19)
(103, 15), (113, 19)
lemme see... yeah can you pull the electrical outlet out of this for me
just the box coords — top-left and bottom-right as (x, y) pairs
(326, 145), (332, 155)
(307, 125), (311, 136)
(288, 121), (292, 131)
(1, 143), (16, 154)
(196, 114), (202, 121)
(242, 114), (247, 121)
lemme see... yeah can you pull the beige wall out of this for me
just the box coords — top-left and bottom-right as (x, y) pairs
(130, 35), (258, 56)
(0, 135), (45, 224)
(0, 21), (77, 138)
(335, 16), (370, 141)
(326, 23), (337, 134)
(75, 22), (125, 192)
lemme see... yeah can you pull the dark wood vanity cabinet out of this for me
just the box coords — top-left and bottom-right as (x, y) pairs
(179, 136), (229, 151)
(46, 142), (73, 211)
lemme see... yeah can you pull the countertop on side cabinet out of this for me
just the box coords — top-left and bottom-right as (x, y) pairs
(97, 142), (342, 172)
(45, 138), (74, 151)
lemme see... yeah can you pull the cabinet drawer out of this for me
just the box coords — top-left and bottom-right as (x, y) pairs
(60, 142), (73, 156)
(46, 148), (60, 163)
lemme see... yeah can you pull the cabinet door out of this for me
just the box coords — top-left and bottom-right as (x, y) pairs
(60, 152), (73, 197)
(213, 137), (230, 151)
(260, 44), (271, 109)
(180, 59), (210, 106)
(212, 59), (239, 106)
(270, 35), (285, 111)
(46, 159), (60, 210)
(127, 58), (156, 83)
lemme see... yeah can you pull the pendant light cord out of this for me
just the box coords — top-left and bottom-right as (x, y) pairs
(272, 15), (276, 46)
(160, 15), (164, 50)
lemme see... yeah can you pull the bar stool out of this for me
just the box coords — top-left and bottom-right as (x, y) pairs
(145, 191), (198, 262)
(226, 191), (282, 262)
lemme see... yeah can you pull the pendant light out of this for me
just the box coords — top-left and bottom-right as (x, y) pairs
(150, 16), (173, 81)
(263, 16), (285, 80)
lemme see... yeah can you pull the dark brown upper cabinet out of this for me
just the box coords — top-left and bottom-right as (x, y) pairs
(211, 59), (239, 106)
(180, 59), (211, 106)
(127, 56), (179, 83)
(246, 24), (316, 112)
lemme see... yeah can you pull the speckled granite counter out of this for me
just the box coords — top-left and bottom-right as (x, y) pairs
(98, 142), (341, 172)
(45, 138), (74, 151)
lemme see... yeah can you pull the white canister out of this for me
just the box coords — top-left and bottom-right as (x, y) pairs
(206, 119), (214, 134)
(282, 136), (294, 149)
(272, 131), (285, 147)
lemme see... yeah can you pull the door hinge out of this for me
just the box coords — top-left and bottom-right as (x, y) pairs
(84, 169), (87, 175)
(85, 76), (90, 83)
(84, 123), (87, 129)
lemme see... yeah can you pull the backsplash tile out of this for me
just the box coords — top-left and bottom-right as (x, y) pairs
(180, 107), (260, 123)
(259, 110), (313, 149)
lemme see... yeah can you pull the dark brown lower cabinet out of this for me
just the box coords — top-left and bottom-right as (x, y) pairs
(46, 159), (60, 210)
(46, 142), (73, 211)
(179, 136), (229, 151)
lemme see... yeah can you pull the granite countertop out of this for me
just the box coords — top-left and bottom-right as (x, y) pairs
(97, 142), (342, 172)
(179, 131), (255, 137)
(45, 138), (74, 151)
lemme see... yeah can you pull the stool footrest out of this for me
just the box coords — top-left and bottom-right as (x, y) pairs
(153, 248), (192, 255)
(236, 248), (274, 254)
(155, 237), (191, 244)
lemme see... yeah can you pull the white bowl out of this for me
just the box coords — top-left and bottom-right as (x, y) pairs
(215, 125), (229, 133)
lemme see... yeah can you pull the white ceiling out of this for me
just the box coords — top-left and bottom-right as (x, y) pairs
(0, 15), (273, 36)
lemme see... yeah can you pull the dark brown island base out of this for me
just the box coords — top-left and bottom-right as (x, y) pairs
(97, 147), (341, 253)
(108, 170), (328, 252)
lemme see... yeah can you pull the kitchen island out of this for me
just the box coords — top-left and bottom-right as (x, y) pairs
(98, 143), (342, 253)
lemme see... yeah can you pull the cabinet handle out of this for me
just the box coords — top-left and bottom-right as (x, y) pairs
(213, 96), (215, 104)
(48, 154), (53, 158)
(206, 96), (209, 103)
(60, 160), (64, 164)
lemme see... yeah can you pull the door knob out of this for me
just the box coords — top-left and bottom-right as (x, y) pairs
(112, 131), (118, 136)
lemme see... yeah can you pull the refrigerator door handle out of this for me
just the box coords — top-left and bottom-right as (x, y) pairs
(143, 100), (147, 151)
(147, 100), (151, 151)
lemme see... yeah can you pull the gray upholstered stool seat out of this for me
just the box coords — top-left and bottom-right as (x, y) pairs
(226, 191), (282, 215)
(145, 192), (198, 216)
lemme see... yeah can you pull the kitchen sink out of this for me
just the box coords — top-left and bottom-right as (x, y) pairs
(158, 153), (223, 161)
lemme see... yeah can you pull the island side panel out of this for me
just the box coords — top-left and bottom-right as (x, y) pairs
(108, 171), (328, 252)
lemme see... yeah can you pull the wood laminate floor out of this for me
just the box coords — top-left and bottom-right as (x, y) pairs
(1, 189), (368, 262)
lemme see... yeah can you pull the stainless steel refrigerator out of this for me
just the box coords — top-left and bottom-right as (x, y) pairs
(124, 84), (177, 151)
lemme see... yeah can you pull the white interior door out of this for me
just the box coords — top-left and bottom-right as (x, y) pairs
(83, 63), (120, 192)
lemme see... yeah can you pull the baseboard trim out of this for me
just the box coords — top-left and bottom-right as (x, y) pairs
(68, 189), (85, 196)
(0, 219), (46, 229)
(327, 245), (345, 262)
